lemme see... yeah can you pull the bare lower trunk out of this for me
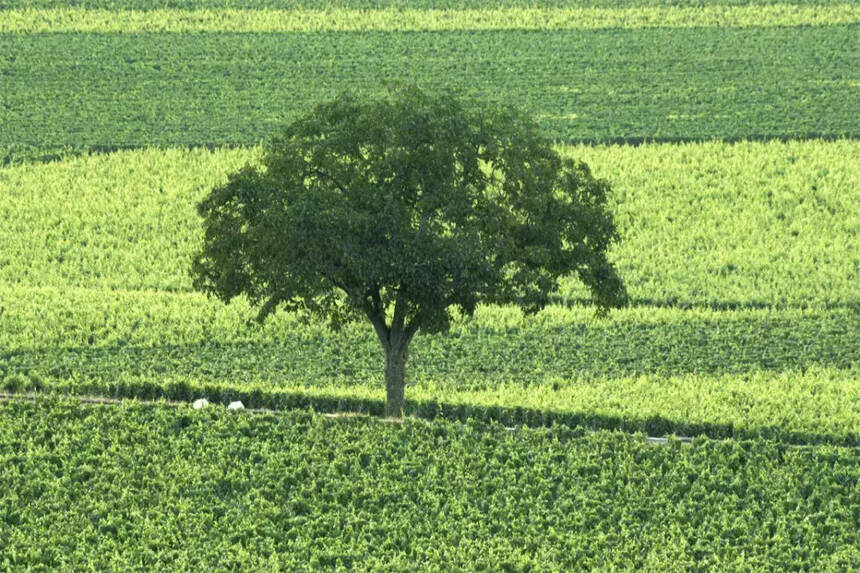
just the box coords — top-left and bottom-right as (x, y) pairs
(384, 345), (407, 418)
(366, 294), (416, 419)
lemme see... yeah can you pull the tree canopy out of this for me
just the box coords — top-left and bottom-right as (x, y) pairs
(192, 85), (628, 416)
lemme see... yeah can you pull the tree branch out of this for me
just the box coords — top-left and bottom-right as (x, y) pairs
(311, 168), (349, 196)
(359, 286), (392, 349)
(369, 287), (383, 317)
(366, 309), (390, 349)
(391, 290), (408, 345)
(320, 272), (357, 303)
(256, 293), (284, 323)
(404, 321), (420, 345)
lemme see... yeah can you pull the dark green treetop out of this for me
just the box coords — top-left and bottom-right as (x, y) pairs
(192, 85), (627, 416)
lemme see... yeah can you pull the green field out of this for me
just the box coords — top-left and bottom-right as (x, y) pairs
(2, 25), (858, 160)
(1, 140), (857, 444)
(3, 141), (857, 305)
(2, 401), (859, 571)
(3, 285), (858, 443)
(1, 0), (858, 569)
(3, 0), (856, 8)
(4, 5), (858, 32)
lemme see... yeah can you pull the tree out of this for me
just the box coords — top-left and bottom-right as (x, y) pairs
(191, 85), (628, 418)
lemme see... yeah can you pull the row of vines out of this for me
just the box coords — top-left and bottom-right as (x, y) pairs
(2, 141), (857, 306)
(1, 400), (858, 571)
(1, 25), (857, 159)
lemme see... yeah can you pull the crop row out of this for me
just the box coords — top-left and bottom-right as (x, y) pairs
(1, 285), (857, 443)
(1, 0), (848, 10)
(3, 286), (857, 379)
(2, 141), (856, 307)
(1, 400), (858, 571)
(3, 5), (857, 33)
(1, 26), (856, 154)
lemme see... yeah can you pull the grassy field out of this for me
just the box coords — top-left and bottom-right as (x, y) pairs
(1, 0), (858, 569)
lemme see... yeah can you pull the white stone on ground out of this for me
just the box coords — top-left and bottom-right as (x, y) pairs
(227, 401), (245, 411)
(192, 398), (209, 409)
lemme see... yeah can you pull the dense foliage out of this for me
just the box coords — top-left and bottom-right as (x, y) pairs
(190, 87), (628, 416)
(2, 25), (856, 160)
(1, 400), (858, 572)
(192, 87), (627, 324)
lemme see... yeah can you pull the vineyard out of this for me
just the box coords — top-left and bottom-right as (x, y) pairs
(1, 0), (859, 570)
(2, 23), (858, 161)
(3, 401), (860, 571)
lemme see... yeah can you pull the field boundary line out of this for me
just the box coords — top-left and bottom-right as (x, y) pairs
(0, 391), (854, 450)
(1, 6), (858, 34)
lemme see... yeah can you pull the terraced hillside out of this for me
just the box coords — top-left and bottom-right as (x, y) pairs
(1, 0), (858, 570)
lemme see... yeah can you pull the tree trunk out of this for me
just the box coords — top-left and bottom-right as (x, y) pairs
(384, 343), (408, 418)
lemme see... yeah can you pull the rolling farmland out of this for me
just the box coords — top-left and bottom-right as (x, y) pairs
(2, 16), (859, 161)
(2, 401), (859, 571)
(1, 141), (858, 446)
(1, 0), (858, 570)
